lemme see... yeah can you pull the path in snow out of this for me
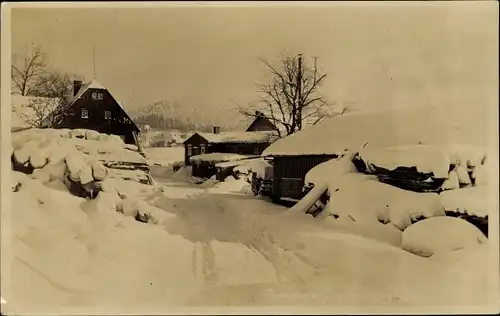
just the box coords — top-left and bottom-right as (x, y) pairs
(150, 174), (325, 287)
(143, 173), (495, 307)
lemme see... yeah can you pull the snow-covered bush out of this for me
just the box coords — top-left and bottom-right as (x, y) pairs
(401, 217), (487, 257)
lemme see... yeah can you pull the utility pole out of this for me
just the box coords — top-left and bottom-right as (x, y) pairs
(93, 45), (97, 79)
(296, 53), (303, 130)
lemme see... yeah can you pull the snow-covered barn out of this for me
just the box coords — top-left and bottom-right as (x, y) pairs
(262, 105), (492, 202)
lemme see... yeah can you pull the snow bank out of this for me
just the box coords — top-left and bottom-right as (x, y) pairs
(322, 217), (403, 247)
(7, 167), (498, 312)
(99, 178), (154, 200)
(207, 176), (252, 195)
(171, 166), (192, 181)
(263, 105), (490, 157)
(440, 187), (492, 218)
(401, 217), (487, 257)
(325, 174), (445, 230)
(189, 153), (257, 165)
(7, 170), (203, 314)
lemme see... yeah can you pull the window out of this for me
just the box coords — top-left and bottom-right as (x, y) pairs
(200, 145), (206, 154)
(254, 147), (260, 155)
(81, 108), (89, 118)
(104, 111), (112, 120)
(187, 145), (192, 156)
(92, 92), (104, 100)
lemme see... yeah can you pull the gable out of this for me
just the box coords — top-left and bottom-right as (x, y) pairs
(52, 81), (139, 133)
(75, 88), (139, 131)
(246, 116), (277, 132)
(183, 132), (209, 145)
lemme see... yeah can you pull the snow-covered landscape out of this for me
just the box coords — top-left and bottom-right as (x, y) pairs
(2, 2), (499, 315)
(3, 114), (498, 313)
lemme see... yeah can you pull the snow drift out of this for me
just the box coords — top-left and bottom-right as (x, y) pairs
(401, 217), (488, 257)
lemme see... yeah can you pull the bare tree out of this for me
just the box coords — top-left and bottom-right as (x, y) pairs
(238, 53), (337, 138)
(11, 44), (85, 128)
(11, 43), (47, 96)
(13, 70), (84, 129)
(30, 71), (80, 100)
(13, 97), (62, 128)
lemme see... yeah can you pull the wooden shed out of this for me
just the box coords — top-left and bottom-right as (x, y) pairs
(268, 154), (338, 201)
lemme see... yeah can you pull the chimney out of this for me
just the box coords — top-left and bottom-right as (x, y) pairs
(213, 126), (221, 134)
(73, 80), (83, 96)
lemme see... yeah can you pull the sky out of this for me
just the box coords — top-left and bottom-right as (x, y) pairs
(10, 2), (499, 126)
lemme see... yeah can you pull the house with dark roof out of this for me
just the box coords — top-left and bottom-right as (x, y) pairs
(43, 80), (140, 145)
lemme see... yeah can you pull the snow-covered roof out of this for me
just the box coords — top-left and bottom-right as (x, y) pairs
(214, 157), (263, 169)
(194, 131), (277, 144)
(262, 105), (491, 157)
(72, 79), (107, 102)
(189, 153), (258, 164)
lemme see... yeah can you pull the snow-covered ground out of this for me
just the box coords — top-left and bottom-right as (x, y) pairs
(144, 147), (185, 166)
(3, 104), (498, 314)
(4, 146), (499, 314)
(5, 166), (498, 313)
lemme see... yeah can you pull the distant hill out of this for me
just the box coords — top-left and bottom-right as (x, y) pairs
(130, 99), (246, 133)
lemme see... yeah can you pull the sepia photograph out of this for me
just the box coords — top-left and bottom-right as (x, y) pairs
(1, 1), (499, 314)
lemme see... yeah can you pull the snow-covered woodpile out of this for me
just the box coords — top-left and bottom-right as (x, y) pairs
(352, 144), (488, 193)
(11, 128), (153, 199)
(300, 143), (493, 250)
